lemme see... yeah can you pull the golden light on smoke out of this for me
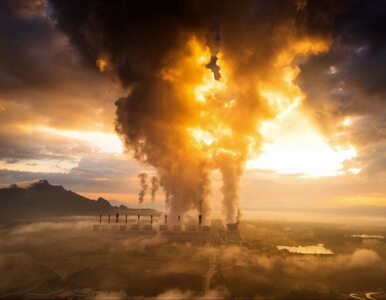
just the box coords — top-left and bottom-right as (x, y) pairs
(96, 58), (109, 72)
(240, 37), (358, 177)
(158, 35), (357, 179)
(112, 30), (358, 223)
(160, 37), (238, 162)
(189, 128), (216, 146)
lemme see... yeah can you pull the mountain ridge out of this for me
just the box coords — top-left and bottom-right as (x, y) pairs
(0, 179), (156, 221)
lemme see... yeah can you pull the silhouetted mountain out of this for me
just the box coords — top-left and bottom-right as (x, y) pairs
(0, 179), (156, 221)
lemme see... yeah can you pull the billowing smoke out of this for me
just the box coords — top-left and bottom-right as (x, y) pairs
(51, 0), (340, 223)
(164, 190), (170, 212)
(138, 173), (148, 205)
(150, 175), (159, 203)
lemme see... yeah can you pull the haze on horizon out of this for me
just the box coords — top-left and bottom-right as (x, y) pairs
(0, 0), (385, 216)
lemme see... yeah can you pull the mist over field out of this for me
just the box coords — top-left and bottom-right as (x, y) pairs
(0, 215), (385, 299)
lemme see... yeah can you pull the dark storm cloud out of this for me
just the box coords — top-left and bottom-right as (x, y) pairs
(0, 3), (76, 92)
(50, 0), (203, 85)
(298, 0), (386, 175)
(0, 1), (122, 130)
(0, 0), (47, 19)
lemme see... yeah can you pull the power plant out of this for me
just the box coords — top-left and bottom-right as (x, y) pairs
(93, 212), (241, 242)
(92, 172), (242, 242)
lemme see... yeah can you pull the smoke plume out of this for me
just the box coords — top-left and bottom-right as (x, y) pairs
(51, 0), (340, 223)
(138, 172), (148, 205)
(150, 175), (159, 203)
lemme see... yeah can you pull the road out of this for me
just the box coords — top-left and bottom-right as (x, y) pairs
(202, 250), (218, 296)
(349, 291), (385, 300)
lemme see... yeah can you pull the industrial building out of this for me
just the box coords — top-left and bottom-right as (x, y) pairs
(93, 212), (241, 244)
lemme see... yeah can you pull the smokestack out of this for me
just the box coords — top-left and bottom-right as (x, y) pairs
(151, 214), (153, 224)
(108, 214), (110, 224)
(125, 213), (128, 224)
(116, 213), (119, 223)
(137, 214), (140, 222)
(178, 214), (181, 223)
(99, 214), (102, 224)
(198, 214), (202, 227)
(165, 214), (168, 225)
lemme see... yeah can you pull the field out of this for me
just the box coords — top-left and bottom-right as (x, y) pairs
(0, 216), (385, 299)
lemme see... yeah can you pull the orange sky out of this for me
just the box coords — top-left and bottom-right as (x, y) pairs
(0, 0), (385, 212)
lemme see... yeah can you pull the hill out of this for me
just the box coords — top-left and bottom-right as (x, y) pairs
(0, 179), (155, 221)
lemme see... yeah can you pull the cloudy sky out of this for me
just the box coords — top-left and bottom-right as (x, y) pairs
(0, 0), (385, 212)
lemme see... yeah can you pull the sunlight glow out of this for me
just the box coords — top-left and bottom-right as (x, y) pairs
(247, 142), (356, 177)
(38, 127), (124, 154)
(342, 117), (353, 127)
(247, 111), (357, 177)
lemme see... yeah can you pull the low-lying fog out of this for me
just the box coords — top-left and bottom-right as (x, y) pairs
(277, 244), (333, 255)
(0, 215), (385, 299)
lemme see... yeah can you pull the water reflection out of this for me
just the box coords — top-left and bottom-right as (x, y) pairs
(277, 244), (333, 255)
(351, 234), (384, 239)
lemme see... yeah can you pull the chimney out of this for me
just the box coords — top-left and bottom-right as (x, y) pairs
(165, 214), (168, 225)
(198, 214), (202, 227)
(137, 214), (140, 222)
(178, 214), (181, 223)
(151, 214), (153, 224)
(125, 213), (128, 224)
(116, 213), (119, 223)
(108, 214), (110, 224)
(99, 213), (102, 224)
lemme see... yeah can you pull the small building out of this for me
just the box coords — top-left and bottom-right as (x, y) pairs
(187, 224), (198, 231)
(173, 224), (182, 231)
(226, 223), (239, 232)
(159, 224), (168, 231)
(131, 223), (140, 230)
(201, 225), (211, 232)
(143, 224), (153, 231)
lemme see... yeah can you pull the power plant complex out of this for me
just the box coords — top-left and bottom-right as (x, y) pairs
(93, 212), (241, 242)
(92, 172), (242, 242)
